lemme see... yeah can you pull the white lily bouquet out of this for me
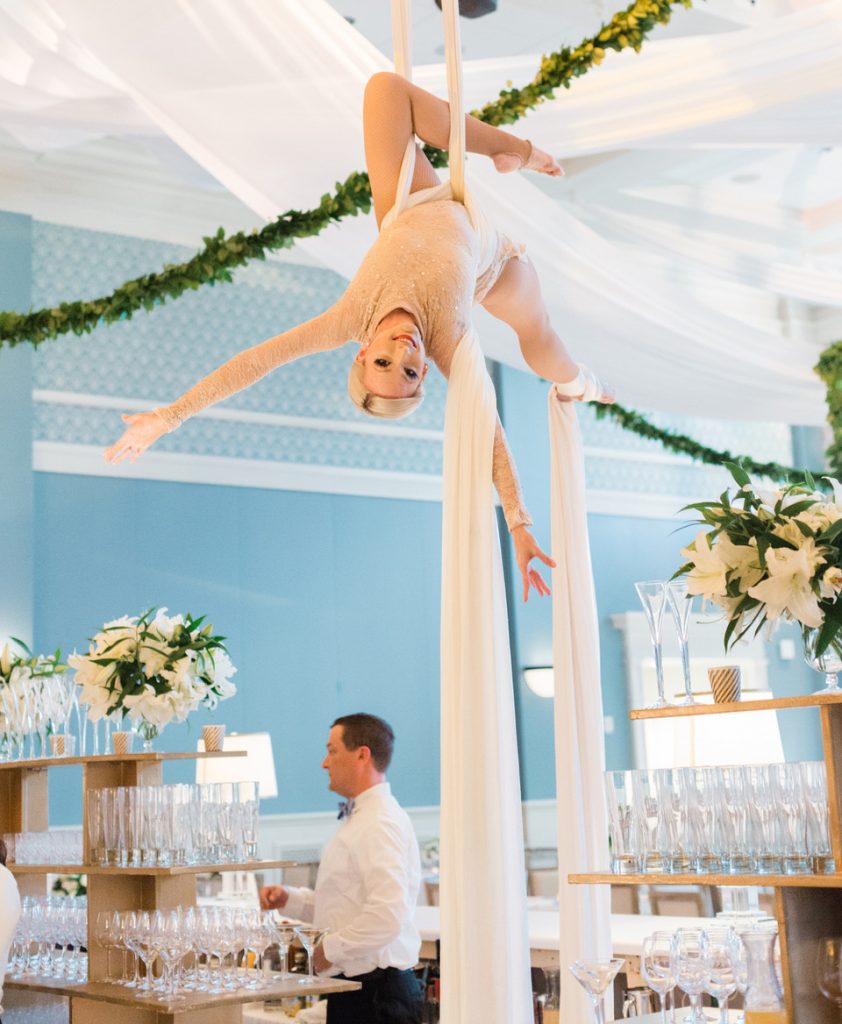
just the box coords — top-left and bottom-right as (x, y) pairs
(0, 640), (69, 757)
(68, 608), (237, 747)
(677, 465), (842, 660)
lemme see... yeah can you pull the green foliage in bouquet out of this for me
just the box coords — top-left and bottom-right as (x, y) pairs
(69, 608), (237, 730)
(676, 464), (842, 657)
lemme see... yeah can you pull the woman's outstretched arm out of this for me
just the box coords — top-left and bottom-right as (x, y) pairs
(104, 299), (355, 464)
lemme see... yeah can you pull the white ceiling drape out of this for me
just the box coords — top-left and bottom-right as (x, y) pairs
(3, 0), (839, 422)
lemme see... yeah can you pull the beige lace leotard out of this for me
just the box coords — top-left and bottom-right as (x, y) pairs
(156, 194), (531, 530)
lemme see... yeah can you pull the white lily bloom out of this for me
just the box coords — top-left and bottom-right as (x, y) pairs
(680, 530), (728, 599)
(748, 544), (824, 627)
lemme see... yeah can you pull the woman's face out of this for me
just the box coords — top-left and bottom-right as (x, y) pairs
(356, 310), (428, 398)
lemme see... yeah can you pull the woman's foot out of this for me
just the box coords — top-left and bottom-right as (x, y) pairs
(492, 140), (563, 177)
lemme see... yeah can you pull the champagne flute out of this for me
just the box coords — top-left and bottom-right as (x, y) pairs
(569, 958), (624, 1024)
(667, 580), (696, 705)
(635, 581), (669, 707)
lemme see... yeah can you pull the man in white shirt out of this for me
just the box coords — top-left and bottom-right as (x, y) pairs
(259, 713), (422, 1023)
(0, 838), (22, 1024)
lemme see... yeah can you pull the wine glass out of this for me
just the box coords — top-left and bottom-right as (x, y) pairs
(95, 911), (120, 984)
(672, 927), (708, 1024)
(569, 958), (625, 1024)
(635, 581), (669, 707)
(727, 928), (748, 1024)
(705, 928), (738, 1024)
(667, 580), (696, 705)
(294, 925), (326, 986)
(803, 629), (842, 694)
(642, 931), (676, 1024)
(817, 937), (842, 1012)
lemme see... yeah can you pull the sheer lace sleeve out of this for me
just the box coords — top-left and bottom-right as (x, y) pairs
(493, 418), (532, 532)
(155, 297), (356, 429)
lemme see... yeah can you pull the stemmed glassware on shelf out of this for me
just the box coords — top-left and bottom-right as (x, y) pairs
(671, 928), (708, 1024)
(803, 628), (842, 694)
(9, 896), (88, 981)
(704, 928), (738, 1024)
(266, 915), (297, 979)
(641, 931), (676, 1024)
(666, 579), (697, 706)
(817, 937), (842, 1014)
(294, 925), (327, 985)
(635, 581), (669, 708)
(568, 959), (625, 1024)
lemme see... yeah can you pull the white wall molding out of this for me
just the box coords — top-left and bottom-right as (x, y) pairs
(34, 442), (697, 519)
(257, 799), (556, 860)
(34, 442), (445, 503)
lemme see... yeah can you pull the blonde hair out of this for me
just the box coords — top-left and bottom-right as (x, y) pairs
(347, 360), (425, 420)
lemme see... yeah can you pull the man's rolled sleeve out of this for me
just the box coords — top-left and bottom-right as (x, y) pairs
(283, 886), (316, 923)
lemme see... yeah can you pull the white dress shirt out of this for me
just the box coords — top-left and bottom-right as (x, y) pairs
(285, 782), (421, 978)
(0, 864), (21, 1015)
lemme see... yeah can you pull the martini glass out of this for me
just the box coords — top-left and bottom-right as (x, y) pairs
(569, 958), (625, 1024)
(266, 915), (297, 981)
(667, 580), (697, 706)
(635, 581), (669, 707)
(294, 925), (326, 985)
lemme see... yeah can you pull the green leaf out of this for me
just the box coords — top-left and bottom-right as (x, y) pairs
(725, 462), (751, 488)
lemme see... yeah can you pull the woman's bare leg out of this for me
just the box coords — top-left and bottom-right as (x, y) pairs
(364, 72), (546, 226)
(481, 257), (580, 383)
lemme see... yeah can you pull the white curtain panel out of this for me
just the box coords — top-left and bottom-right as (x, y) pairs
(5, 0), (834, 422)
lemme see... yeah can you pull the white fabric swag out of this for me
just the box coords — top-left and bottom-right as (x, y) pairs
(3, 0), (838, 422)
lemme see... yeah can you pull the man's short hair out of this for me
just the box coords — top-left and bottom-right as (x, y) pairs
(333, 712), (395, 772)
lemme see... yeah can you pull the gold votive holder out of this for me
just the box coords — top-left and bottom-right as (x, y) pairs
(112, 731), (134, 755)
(708, 665), (741, 703)
(49, 734), (75, 757)
(203, 724), (226, 752)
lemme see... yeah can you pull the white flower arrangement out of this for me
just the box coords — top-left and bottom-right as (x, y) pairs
(677, 466), (842, 656)
(0, 640), (67, 742)
(68, 608), (236, 740)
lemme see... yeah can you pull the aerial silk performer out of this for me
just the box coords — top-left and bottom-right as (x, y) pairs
(105, 1), (613, 1018)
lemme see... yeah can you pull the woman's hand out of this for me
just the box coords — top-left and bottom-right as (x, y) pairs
(103, 410), (169, 464)
(511, 525), (556, 602)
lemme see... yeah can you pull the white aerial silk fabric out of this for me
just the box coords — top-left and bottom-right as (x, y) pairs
(392, 2), (609, 1018)
(549, 393), (613, 1007)
(6, 0), (838, 421)
(390, 3), (532, 1020)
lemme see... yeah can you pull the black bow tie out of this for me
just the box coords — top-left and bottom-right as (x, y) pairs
(337, 799), (355, 820)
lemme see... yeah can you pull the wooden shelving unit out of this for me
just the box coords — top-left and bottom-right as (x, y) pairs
(569, 692), (842, 1024)
(1, 749), (359, 1022)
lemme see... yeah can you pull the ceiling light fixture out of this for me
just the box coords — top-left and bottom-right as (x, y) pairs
(434, 0), (498, 18)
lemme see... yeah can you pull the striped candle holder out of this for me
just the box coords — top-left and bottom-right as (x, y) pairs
(202, 724), (226, 752)
(708, 665), (741, 703)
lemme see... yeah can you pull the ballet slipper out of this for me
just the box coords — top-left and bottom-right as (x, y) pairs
(492, 140), (564, 177)
(553, 365), (607, 403)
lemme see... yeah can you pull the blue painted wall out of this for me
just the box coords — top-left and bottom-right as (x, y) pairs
(35, 475), (442, 823)
(0, 212), (34, 646)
